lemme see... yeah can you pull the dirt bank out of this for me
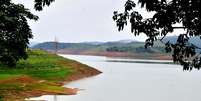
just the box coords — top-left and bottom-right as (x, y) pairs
(58, 50), (172, 60)
(0, 50), (101, 101)
(1, 65), (101, 101)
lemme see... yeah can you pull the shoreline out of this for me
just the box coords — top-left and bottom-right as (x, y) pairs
(57, 51), (172, 60)
(59, 53), (175, 65)
(27, 59), (102, 100)
(0, 50), (102, 101)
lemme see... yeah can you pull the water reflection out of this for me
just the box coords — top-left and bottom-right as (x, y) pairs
(53, 95), (57, 101)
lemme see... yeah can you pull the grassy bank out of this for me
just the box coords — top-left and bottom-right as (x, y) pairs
(0, 50), (101, 100)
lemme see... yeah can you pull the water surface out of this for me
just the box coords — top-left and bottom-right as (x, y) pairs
(31, 54), (201, 101)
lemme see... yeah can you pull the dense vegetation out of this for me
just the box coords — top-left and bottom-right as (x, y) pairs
(0, 0), (55, 67)
(113, 0), (200, 70)
(34, 0), (55, 11)
(106, 46), (165, 53)
(0, 0), (38, 67)
(33, 42), (97, 51)
(32, 40), (166, 54)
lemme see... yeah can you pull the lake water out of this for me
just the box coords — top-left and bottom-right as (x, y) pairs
(30, 54), (201, 101)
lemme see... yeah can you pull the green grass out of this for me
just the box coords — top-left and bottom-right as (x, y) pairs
(0, 50), (73, 81)
(0, 49), (101, 100)
(0, 74), (20, 80)
(0, 49), (100, 100)
(0, 83), (24, 90)
(28, 82), (65, 92)
(0, 49), (79, 100)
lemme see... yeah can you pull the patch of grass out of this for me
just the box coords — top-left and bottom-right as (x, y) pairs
(28, 82), (65, 92)
(26, 68), (72, 80)
(0, 83), (24, 91)
(0, 50), (73, 81)
(0, 74), (21, 80)
(0, 68), (72, 81)
(0, 78), (71, 100)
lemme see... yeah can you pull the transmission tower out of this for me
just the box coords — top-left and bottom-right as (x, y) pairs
(54, 36), (58, 54)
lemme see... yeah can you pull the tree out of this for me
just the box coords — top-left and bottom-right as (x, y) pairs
(113, 0), (200, 71)
(34, 0), (55, 11)
(0, 0), (55, 67)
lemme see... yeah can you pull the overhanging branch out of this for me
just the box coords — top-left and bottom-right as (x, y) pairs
(172, 27), (186, 29)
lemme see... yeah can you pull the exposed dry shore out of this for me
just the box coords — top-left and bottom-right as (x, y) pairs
(1, 62), (101, 101)
(58, 50), (172, 60)
(0, 50), (101, 101)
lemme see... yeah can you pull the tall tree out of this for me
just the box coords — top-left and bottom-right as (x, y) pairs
(0, 0), (37, 66)
(113, 0), (201, 70)
(0, 0), (55, 67)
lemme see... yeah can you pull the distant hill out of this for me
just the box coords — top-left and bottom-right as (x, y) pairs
(29, 42), (39, 47)
(162, 36), (178, 44)
(32, 40), (166, 53)
(32, 37), (201, 59)
(162, 36), (201, 48)
(110, 39), (138, 43)
(32, 40), (171, 59)
(81, 42), (104, 45)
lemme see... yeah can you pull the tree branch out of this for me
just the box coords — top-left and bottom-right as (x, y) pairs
(172, 27), (186, 29)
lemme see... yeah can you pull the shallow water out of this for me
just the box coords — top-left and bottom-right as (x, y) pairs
(30, 54), (201, 101)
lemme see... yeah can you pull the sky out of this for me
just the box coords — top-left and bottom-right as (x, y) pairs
(13, 0), (184, 43)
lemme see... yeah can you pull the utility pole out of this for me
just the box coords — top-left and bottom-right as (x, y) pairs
(54, 36), (58, 54)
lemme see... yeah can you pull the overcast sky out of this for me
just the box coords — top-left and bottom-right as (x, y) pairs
(14, 0), (182, 43)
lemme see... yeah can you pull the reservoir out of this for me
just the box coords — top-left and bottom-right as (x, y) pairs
(31, 54), (201, 101)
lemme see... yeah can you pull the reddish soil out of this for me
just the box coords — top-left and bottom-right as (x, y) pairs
(58, 49), (172, 60)
(0, 61), (101, 101)
(57, 59), (102, 82)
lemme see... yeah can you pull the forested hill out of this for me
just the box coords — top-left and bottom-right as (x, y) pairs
(32, 40), (166, 53)
(32, 36), (201, 59)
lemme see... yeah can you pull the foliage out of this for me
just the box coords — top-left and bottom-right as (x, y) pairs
(33, 42), (97, 50)
(113, 0), (201, 70)
(0, 0), (55, 67)
(0, 95), (3, 101)
(0, 0), (39, 67)
(106, 45), (165, 53)
(34, 0), (55, 11)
